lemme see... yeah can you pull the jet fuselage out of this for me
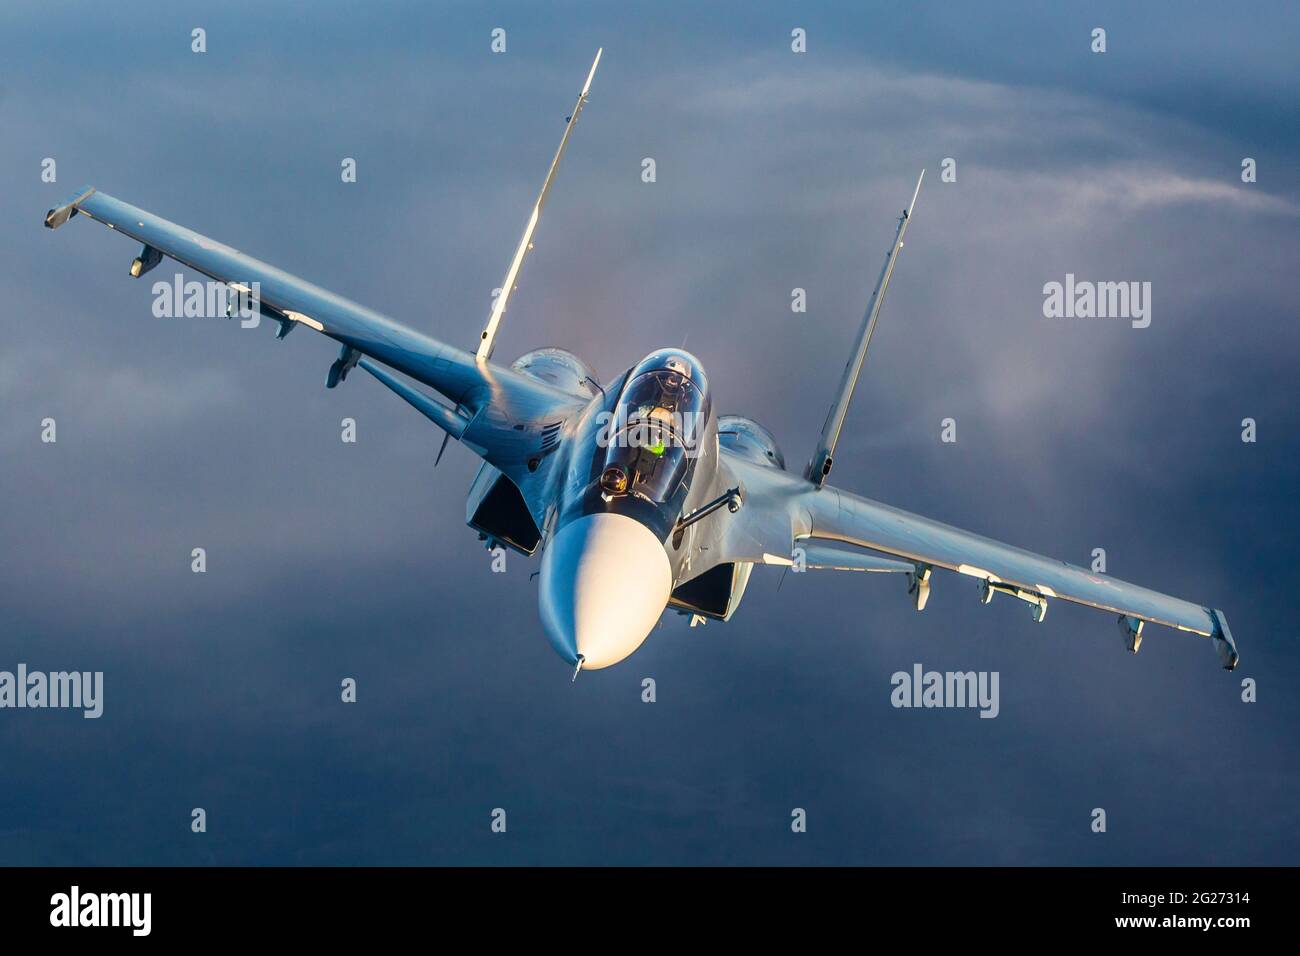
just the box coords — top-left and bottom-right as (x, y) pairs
(535, 348), (727, 670)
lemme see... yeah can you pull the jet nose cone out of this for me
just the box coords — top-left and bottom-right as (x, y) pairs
(539, 513), (672, 670)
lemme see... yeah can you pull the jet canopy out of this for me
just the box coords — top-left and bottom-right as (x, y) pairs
(600, 350), (709, 504)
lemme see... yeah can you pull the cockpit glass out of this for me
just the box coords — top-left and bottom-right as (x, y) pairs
(601, 364), (707, 503)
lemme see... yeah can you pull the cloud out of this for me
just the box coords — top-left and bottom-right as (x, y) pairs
(1032, 165), (1297, 216)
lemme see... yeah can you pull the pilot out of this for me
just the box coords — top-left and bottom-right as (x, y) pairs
(664, 356), (690, 379)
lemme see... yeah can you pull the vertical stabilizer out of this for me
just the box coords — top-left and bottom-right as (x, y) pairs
(807, 170), (924, 486)
(476, 49), (602, 362)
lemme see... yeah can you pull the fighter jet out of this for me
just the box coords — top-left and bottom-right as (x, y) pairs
(43, 51), (1239, 676)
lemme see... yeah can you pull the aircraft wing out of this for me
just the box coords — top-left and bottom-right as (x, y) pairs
(717, 452), (1240, 669)
(43, 186), (588, 491)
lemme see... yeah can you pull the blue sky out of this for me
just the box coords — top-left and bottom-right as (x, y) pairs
(1, 0), (1297, 864)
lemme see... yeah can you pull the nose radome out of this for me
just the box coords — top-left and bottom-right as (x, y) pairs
(539, 513), (672, 670)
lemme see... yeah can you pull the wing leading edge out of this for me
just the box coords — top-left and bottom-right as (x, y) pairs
(43, 186), (586, 486)
(718, 452), (1239, 669)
